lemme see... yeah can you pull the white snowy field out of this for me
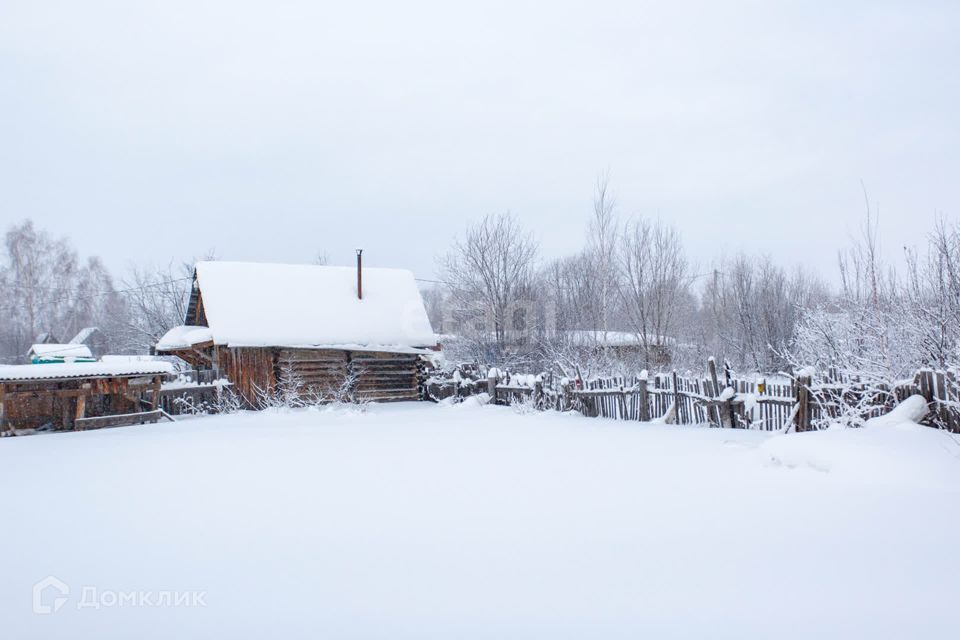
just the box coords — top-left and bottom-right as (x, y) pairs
(2, 401), (960, 639)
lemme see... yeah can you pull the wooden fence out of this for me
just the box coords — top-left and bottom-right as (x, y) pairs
(429, 362), (960, 433)
(156, 369), (231, 415)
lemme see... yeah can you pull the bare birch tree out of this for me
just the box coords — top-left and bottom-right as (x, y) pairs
(440, 213), (539, 360)
(122, 261), (196, 352)
(618, 217), (689, 367)
(586, 175), (619, 347)
(0, 220), (130, 361)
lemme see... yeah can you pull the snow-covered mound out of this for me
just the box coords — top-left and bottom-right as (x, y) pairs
(761, 395), (960, 490)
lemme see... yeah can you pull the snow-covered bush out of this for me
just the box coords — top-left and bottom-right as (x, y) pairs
(510, 391), (539, 415)
(173, 385), (244, 415)
(254, 365), (368, 411)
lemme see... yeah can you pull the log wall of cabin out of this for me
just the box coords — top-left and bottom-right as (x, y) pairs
(349, 351), (420, 402)
(168, 346), (421, 407)
(277, 348), (348, 397)
(215, 346), (276, 407)
(277, 348), (420, 402)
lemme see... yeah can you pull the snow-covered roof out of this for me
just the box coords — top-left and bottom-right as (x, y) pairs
(0, 361), (173, 382)
(562, 330), (675, 347)
(160, 261), (436, 351)
(100, 354), (167, 363)
(156, 325), (214, 351)
(70, 327), (99, 344)
(27, 343), (94, 359)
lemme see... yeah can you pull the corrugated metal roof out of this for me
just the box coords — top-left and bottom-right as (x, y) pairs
(0, 361), (173, 382)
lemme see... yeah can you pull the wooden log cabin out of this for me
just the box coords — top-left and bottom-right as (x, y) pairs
(0, 361), (173, 434)
(155, 260), (437, 405)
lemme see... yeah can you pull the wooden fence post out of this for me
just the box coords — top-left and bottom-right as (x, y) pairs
(795, 373), (812, 432)
(487, 370), (498, 404)
(560, 378), (571, 412)
(916, 369), (932, 403)
(708, 358), (722, 426)
(534, 377), (544, 410)
(672, 370), (681, 424)
(718, 390), (733, 429)
(150, 375), (162, 411)
(0, 383), (7, 435)
(638, 376), (649, 422)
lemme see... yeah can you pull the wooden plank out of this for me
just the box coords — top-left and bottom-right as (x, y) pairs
(150, 375), (162, 410)
(60, 395), (72, 430)
(75, 410), (164, 430)
(75, 394), (86, 421)
(0, 383), (7, 435)
(279, 349), (349, 362)
(349, 351), (419, 360)
(672, 371), (681, 424)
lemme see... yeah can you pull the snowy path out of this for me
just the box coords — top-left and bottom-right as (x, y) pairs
(2, 401), (959, 639)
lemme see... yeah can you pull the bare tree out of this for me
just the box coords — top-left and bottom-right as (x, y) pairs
(0, 220), (130, 361)
(420, 285), (447, 334)
(122, 261), (195, 352)
(586, 174), (619, 346)
(705, 255), (825, 373)
(618, 217), (690, 368)
(440, 213), (539, 361)
(66, 256), (130, 351)
(902, 218), (960, 367)
(542, 253), (594, 333)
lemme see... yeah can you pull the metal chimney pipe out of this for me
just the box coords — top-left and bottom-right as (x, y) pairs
(356, 249), (363, 300)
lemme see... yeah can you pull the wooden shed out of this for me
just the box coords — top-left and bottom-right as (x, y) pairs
(562, 330), (674, 366)
(0, 361), (174, 434)
(26, 343), (96, 364)
(155, 261), (437, 405)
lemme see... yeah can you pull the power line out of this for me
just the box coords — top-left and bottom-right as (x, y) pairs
(0, 276), (193, 316)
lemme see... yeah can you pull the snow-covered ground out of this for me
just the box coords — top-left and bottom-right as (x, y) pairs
(2, 401), (959, 639)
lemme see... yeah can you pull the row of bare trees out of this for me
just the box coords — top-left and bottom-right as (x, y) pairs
(4, 191), (958, 383)
(784, 211), (960, 381)
(0, 220), (198, 363)
(434, 181), (958, 379)
(0, 221), (126, 363)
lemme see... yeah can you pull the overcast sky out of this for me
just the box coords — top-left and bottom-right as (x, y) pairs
(1, 0), (957, 283)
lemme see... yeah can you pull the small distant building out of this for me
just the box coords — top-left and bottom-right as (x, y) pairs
(34, 332), (60, 345)
(69, 327), (109, 359)
(27, 343), (96, 365)
(155, 261), (437, 405)
(556, 330), (674, 366)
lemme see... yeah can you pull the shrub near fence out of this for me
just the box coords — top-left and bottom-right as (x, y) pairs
(428, 361), (960, 433)
(156, 369), (232, 415)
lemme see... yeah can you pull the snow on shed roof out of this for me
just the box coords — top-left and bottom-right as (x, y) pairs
(70, 327), (99, 344)
(562, 330), (676, 347)
(0, 361), (173, 382)
(156, 325), (214, 351)
(174, 261), (436, 350)
(27, 343), (94, 359)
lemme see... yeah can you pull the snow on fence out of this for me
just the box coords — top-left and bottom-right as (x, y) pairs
(426, 362), (960, 433)
(157, 368), (232, 415)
